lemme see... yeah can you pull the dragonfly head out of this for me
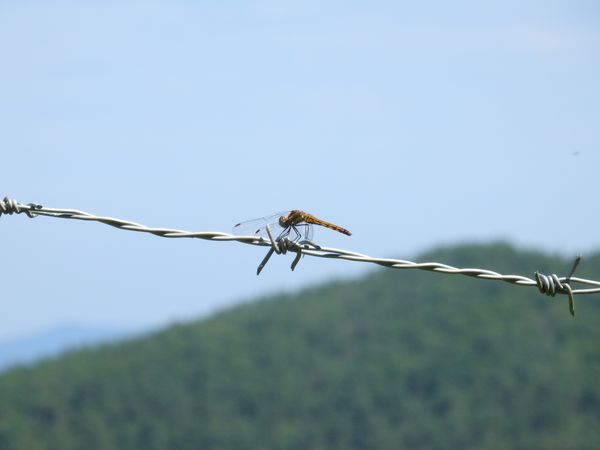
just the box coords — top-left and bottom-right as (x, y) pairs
(279, 213), (290, 228)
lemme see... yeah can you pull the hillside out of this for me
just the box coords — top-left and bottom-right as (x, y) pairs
(0, 242), (599, 450)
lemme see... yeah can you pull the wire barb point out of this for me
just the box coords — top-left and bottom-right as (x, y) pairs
(534, 255), (582, 316)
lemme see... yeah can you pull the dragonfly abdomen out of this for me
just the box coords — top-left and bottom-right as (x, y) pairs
(301, 213), (352, 236)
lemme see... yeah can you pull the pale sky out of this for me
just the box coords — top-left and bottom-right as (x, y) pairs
(1, 0), (599, 339)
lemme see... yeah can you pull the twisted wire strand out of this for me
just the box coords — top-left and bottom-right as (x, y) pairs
(3, 197), (599, 315)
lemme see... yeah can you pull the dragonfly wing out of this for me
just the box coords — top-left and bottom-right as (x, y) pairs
(306, 223), (314, 241)
(232, 211), (289, 238)
(293, 223), (314, 242)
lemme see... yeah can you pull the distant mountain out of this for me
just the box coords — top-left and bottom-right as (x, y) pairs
(0, 243), (598, 450)
(0, 324), (131, 372)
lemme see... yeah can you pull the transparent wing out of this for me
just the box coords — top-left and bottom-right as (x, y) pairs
(293, 223), (314, 242)
(232, 211), (290, 238)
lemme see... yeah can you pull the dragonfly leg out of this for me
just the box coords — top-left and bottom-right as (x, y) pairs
(291, 225), (302, 242)
(295, 223), (311, 241)
(276, 227), (292, 246)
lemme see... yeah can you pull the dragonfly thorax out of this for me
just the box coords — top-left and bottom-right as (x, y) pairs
(279, 210), (304, 227)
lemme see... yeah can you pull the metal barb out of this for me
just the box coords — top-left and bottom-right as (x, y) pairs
(257, 224), (290, 275)
(256, 248), (276, 276)
(0, 197), (18, 217)
(566, 284), (575, 317)
(265, 224), (280, 254)
(0, 198), (43, 218)
(567, 255), (582, 280)
(290, 251), (303, 271)
(565, 255), (582, 316)
(534, 255), (583, 316)
(290, 240), (323, 271)
(257, 229), (319, 274)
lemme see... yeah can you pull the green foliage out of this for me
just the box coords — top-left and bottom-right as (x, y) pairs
(0, 242), (599, 450)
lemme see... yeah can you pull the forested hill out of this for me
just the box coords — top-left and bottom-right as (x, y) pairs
(0, 243), (599, 450)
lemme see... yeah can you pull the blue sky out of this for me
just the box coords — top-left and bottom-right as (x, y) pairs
(1, 0), (599, 339)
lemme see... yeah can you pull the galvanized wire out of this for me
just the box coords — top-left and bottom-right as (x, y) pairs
(3, 197), (599, 316)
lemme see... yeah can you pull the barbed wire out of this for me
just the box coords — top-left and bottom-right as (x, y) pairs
(2, 197), (599, 316)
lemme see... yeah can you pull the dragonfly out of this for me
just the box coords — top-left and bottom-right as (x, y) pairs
(233, 210), (351, 243)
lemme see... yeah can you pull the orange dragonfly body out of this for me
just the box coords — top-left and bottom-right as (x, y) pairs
(233, 210), (351, 242)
